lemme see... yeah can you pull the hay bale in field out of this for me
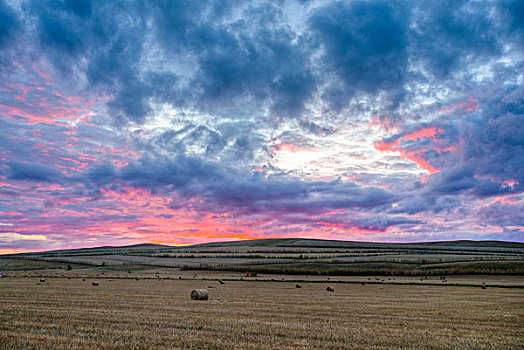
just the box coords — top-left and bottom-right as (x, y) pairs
(296, 284), (302, 288)
(326, 286), (334, 292)
(82, 279), (86, 281)
(92, 281), (99, 286)
(39, 279), (45, 282)
(218, 280), (225, 284)
(190, 289), (209, 300)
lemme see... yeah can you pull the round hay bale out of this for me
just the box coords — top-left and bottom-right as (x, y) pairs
(190, 289), (209, 300)
(296, 284), (302, 288)
(326, 286), (334, 292)
(92, 281), (99, 286)
(39, 279), (45, 283)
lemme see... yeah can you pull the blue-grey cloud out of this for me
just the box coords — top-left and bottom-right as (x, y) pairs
(6, 161), (62, 182)
(309, 0), (408, 109)
(0, 0), (18, 46)
(86, 156), (396, 217)
(411, 0), (501, 79)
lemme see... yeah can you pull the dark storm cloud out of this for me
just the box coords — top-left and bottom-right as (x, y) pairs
(497, 0), (524, 51)
(0, 0), (21, 70)
(5, 0), (518, 123)
(425, 86), (524, 198)
(379, 84), (524, 223)
(6, 161), (62, 182)
(30, 0), (154, 122)
(309, 0), (409, 109)
(391, 195), (462, 216)
(477, 201), (524, 228)
(153, 1), (316, 118)
(0, 0), (18, 46)
(20, 0), (317, 122)
(350, 216), (422, 232)
(207, 177), (395, 214)
(4, 0), (523, 189)
(411, 0), (501, 79)
(311, 214), (422, 233)
(375, 81), (523, 209)
(86, 156), (396, 216)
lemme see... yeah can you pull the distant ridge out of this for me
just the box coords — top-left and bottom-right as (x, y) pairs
(188, 238), (524, 249)
(3, 238), (523, 257)
(3, 243), (172, 257)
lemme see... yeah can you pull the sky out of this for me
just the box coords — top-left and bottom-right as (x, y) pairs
(0, 0), (523, 253)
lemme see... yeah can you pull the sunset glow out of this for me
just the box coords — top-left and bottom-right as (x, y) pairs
(0, 0), (523, 252)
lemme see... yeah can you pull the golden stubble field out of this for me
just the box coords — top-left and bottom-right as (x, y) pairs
(0, 277), (522, 349)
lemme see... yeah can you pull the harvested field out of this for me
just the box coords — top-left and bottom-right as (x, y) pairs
(0, 277), (522, 349)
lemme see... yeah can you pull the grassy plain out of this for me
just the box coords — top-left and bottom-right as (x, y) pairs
(1, 277), (523, 349)
(1, 239), (523, 349)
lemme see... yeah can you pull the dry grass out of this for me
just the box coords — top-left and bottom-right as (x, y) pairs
(0, 277), (522, 349)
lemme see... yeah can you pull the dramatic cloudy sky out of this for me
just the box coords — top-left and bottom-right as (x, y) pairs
(0, 0), (523, 252)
